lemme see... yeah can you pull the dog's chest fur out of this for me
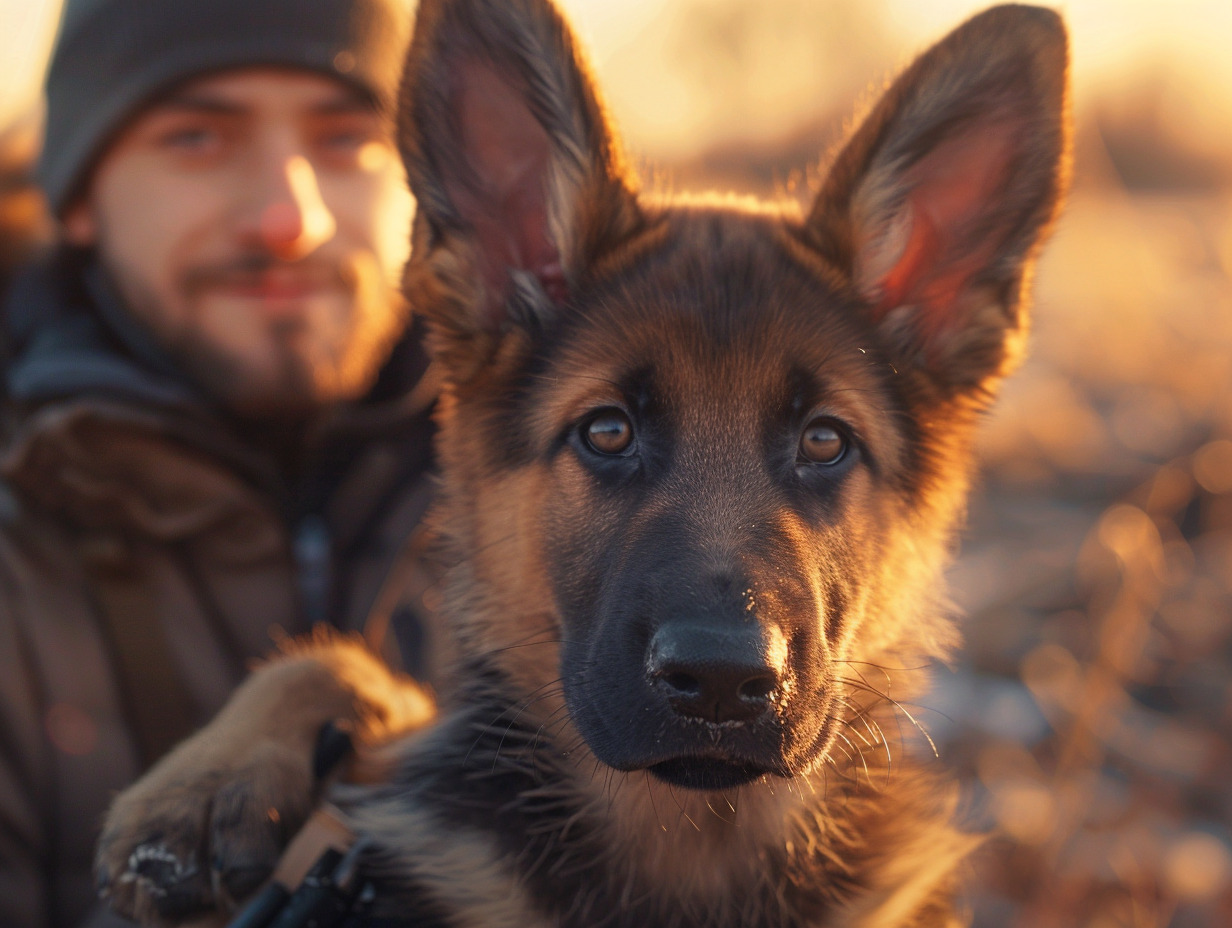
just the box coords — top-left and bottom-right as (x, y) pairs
(339, 686), (969, 928)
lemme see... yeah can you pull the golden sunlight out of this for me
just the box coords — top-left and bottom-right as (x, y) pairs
(1, 1), (1230, 926)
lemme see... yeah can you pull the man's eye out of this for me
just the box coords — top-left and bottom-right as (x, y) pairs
(159, 127), (219, 151)
(321, 132), (366, 151)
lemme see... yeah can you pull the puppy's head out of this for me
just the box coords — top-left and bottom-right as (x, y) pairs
(400, 0), (1069, 789)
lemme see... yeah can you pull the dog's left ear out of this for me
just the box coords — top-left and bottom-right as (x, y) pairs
(806, 4), (1071, 396)
(397, 0), (641, 380)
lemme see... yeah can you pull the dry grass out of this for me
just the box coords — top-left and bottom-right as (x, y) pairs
(936, 145), (1232, 927)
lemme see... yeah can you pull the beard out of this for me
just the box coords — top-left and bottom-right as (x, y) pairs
(115, 249), (410, 418)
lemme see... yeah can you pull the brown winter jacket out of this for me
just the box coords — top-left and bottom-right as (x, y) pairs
(0, 253), (442, 928)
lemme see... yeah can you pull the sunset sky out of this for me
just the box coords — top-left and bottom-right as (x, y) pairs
(2, 0), (1230, 163)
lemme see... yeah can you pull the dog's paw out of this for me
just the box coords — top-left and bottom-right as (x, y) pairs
(93, 639), (432, 925)
(96, 740), (315, 925)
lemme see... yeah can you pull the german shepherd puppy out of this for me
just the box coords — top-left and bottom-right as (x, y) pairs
(97, 1), (1070, 925)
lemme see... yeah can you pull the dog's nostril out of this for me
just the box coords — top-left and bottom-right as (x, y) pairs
(738, 675), (776, 701)
(663, 671), (700, 695)
(647, 623), (786, 723)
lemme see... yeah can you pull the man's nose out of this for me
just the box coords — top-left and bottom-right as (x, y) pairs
(246, 154), (336, 259)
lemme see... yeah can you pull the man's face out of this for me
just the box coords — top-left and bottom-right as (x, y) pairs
(64, 68), (416, 417)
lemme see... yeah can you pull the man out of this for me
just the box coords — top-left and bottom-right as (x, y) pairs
(0, 1), (443, 926)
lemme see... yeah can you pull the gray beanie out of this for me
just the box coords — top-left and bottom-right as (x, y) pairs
(39, 0), (412, 216)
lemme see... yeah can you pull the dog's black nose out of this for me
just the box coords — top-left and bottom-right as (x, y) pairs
(648, 623), (785, 724)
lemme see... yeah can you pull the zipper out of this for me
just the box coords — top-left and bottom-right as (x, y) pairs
(293, 514), (333, 627)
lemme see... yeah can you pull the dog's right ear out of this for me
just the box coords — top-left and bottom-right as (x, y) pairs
(805, 4), (1070, 399)
(398, 0), (641, 380)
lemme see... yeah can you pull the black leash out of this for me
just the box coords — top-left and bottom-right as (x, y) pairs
(227, 724), (376, 928)
(227, 826), (376, 928)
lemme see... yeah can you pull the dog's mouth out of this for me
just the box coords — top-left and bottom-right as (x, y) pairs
(646, 756), (772, 791)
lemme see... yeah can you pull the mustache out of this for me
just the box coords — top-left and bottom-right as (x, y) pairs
(180, 253), (353, 294)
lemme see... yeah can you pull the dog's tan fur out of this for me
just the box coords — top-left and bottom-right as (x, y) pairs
(97, 3), (1070, 926)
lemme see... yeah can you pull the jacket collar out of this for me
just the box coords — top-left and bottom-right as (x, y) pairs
(6, 249), (201, 410)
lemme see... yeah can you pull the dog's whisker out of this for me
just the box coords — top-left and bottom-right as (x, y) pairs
(527, 701), (573, 767)
(834, 731), (873, 785)
(834, 657), (934, 675)
(464, 679), (567, 769)
(835, 694), (895, 773)
(835, 676), (940, 760)
(664, 782), (700, 833)
(643, 770), (666, 833)
(837, 708), (876, 749)
(475, 624), (568, 658)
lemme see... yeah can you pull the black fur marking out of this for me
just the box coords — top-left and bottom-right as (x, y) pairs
(362, 666), (852, 928)
(398, 707), (616, 925)
(364, 874), (460, 928)
(473, 365), (542, 472)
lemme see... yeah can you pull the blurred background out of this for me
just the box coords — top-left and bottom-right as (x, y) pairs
(2, 0), (1230, 925)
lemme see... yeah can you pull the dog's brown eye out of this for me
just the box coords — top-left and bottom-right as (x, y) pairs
(584, 410), (634, 455)
(799, 419), (847, 465)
